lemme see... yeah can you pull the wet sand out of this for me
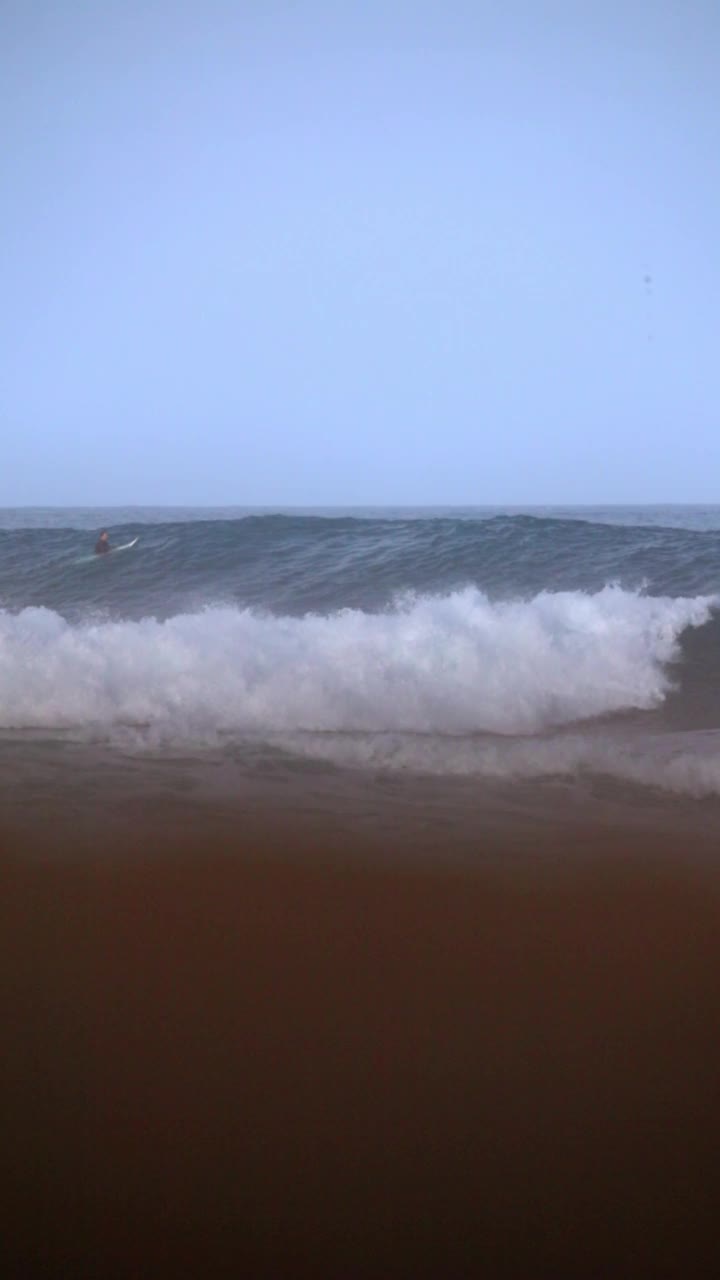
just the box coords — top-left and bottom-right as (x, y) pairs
(3, 810), (720, 1276)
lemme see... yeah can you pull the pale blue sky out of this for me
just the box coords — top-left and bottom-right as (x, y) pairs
(2, 0), (719, 505)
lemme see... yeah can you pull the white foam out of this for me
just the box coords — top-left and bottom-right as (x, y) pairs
(0, 587), (714, 744)
(276, 727), (720, 798)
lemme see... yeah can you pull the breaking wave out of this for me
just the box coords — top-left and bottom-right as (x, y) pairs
(0, 585), (713, 739)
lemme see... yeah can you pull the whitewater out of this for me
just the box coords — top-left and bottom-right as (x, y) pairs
(2, 506), (720, 805)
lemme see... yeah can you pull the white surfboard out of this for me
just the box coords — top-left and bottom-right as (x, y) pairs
(110, 537), (139, 553)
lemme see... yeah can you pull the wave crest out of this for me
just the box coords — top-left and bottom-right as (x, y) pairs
(0, 586), (714, 737)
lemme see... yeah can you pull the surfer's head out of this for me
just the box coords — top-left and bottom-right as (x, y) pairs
(99, 531), (108, 540)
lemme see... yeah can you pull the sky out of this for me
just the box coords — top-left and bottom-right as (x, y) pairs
(2, 0), (719, 506)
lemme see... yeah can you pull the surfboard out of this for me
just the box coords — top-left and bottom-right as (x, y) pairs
(110, 538), (139, 553)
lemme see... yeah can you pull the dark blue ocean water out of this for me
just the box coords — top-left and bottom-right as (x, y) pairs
(2, 507), (720, 801)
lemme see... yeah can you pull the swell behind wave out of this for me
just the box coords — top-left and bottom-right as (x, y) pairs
(4, 512), (720, 620)
(0, 586), (713, 738)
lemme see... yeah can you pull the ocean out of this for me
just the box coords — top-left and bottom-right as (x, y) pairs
(2, 504), (720, 857)
(7, 508), (720, 1277)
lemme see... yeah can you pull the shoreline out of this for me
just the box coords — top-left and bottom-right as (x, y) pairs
(3, 730), (720, 866)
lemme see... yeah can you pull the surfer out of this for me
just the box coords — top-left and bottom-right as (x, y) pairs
(95, 530), (111, 555)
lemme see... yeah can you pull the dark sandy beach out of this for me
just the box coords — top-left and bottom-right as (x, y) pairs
(3, 798), (720, 1277)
